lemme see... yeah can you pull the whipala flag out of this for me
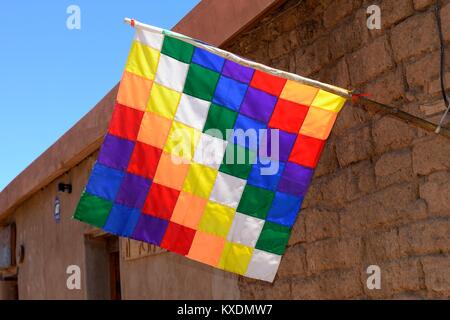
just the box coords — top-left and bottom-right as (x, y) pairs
(74, 22), (347, 282)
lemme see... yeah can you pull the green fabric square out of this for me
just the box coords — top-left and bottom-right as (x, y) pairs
(219, 143), (255, 179)
(183, 64), (220, 101)
(237, 184), (275, 219)
(73, 192), (113, 228)
(255, 222), (291, 255)
(203, 104), (238, 139)
(161, 36), (194, 63)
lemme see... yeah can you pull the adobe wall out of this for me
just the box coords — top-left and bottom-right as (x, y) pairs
(12, 153), (97, 299)
(8, 148), (240, 299)
(224, 0), (450, 299)
(119, 247), (240, 299)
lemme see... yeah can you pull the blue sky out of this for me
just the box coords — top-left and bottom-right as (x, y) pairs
(0, 1), (200, 191)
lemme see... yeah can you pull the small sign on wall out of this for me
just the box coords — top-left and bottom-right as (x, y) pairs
(122, 238), (166, 261)
(54, 196), (61, 223)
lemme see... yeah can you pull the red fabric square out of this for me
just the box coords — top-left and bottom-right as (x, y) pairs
(108, 103), (144, 140)
(142, 183), (180, 219)
(250, 70), (287, 96)
(268, 99), (310, 133)
(127, 142), (162, 179)
(161, 222), (196, 255)
(289, 134), (325, 168)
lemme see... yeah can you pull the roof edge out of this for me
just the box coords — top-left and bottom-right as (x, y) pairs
(172, 0), (284, 46)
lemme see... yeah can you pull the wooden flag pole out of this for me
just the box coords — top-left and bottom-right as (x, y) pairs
(356, 97), (450, 139)
(124, 18), (450, 140)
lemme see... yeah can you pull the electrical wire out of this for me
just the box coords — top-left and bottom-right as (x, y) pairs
(435, 1), (450, 133)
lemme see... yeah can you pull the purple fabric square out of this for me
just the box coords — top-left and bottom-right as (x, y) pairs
(222, 60), (255, 84)
(259, 129), (297, 162)
(277, 162), (314, 196)
(240, 87), (277, 123)
(98, 134), (135, 171)
(132, 214), (168, 245)
(115, 173), (151, 209)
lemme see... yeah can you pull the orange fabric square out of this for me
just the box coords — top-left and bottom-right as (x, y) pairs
(171, 191), (207, 229)
(299, 107), (337, 140)
(187, 231), (226, 267)
(137, 112), (172, 149)
(280, 81), (319, 106)
(117, 71), (153, 111)
(153, 152), (190, 190)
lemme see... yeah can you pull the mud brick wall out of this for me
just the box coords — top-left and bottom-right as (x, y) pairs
(225, 0), (450, 299)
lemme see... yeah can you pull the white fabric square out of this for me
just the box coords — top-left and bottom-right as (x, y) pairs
(174, 94), (210, 130)
(245, 249), (281, 282)
(209, 172), (246, 209)
(155, 54), (189, 92)
(227, 212), (264, 247)
(193, 134), (228, 169)
(134, 28), (164, 51)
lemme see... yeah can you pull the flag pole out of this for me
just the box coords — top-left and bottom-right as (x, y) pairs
(124, 18), (450, 140)
(123, 18), (351, 98)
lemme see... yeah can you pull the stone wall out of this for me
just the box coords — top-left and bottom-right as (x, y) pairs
(225, 0), (450, 299)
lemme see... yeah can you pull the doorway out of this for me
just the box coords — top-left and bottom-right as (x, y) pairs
(0, 223), (18, 300)
(108, 238), (121, 300)
(84, 233), (121, 300)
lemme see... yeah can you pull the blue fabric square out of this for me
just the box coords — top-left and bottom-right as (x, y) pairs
(213, 75), (248, 111)
(248, 161), (285, 191)
(86, 163), (124, 201)
(192, 47), (225, 72)
(230, 114), (267, 150)
(266, 191), (303, 227)
(103, 204), (141, 237)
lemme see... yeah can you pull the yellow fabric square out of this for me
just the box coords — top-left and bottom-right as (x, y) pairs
(147, 83), (181, 120)
(280, 81), (319, 106)
(183, 163), (218, 199)
(164, 121), (201, 160)
(310, 89), (346, 112)
(299, 107), (338, 140)
(199, 201), (235, 237)
(218, 242), (253, 275)
(125, 41), (160, 80)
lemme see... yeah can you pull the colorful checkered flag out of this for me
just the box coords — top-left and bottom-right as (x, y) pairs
(74, 21), (348, 282)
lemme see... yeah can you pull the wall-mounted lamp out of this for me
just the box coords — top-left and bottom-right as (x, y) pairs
(58, 183), (72, 194)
